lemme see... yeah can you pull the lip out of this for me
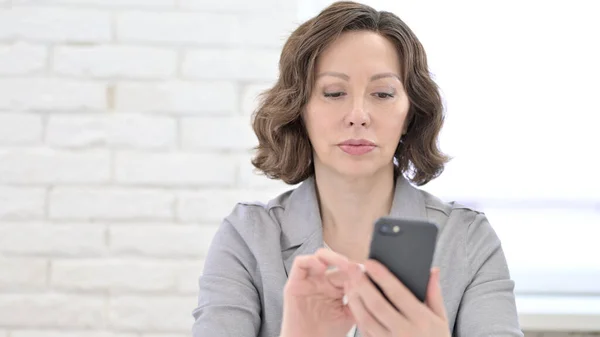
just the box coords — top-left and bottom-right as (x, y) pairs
(338, 139), (376, 155)
(339, 139), (376, 146)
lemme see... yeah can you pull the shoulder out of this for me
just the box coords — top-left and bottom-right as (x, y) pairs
(418, 188), (498, 243)
(220, 187), (297, 239)
(417, 189), (505, 274)
(418, 189), (482, 228)
(418, 188), (501, 250)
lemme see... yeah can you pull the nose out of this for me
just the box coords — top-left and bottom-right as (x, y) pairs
(345, 100), (370, 127)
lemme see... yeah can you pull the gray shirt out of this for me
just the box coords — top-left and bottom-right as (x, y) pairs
(192, 175), (523, 337)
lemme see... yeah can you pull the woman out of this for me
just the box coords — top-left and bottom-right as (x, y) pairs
(192, 1), (522, 336)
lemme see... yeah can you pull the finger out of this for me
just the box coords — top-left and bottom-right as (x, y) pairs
(324, 268), (348, 289)
(315, 248), (351, 271)
(288, 255), (327, 281)
(346, 281), (389, 337)
(325, 260), (364, 290)
(347, 264), (410, 332)
(425, 267), (448, 320)
(364, 259), (428, 321)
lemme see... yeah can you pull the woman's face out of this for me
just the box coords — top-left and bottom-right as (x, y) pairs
(304, 30), (410, 179)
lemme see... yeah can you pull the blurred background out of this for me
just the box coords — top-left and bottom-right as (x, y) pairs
(0, 0), (598, 336)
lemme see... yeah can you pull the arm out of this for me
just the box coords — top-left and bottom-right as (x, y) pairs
(192, 218), (261, 337)
(454, 212), (523, 337)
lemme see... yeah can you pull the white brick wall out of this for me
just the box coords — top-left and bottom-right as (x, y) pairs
(0, 0), (296, 335)
(0, 149), (110, 184)
(11, 332), (137, 337)
(180, 116), (258, 150)
(0, 42), (46, 75)
(53, 46), (178, 79)
(0, 257), (47, 290)
(0, 78), (107, 110)
(181, 49), (280, 80)
(49, 187), (175, 220)
(116, 12), (240, 46)
(0, 186), (45, 219)
(0, 1), (583, 336)
(0, 293), (106, 328)
(115, 81), (237, 114)
(0, 113), (43, 145)
(0, 224), (106, 256)
(114, 152), (237, 186)
(46, 114), (177, 149)
(108, 295), (196, 332)
(0, 8), (112, 42)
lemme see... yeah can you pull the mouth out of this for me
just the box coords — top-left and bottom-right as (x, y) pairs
(337, 139), (376, 155)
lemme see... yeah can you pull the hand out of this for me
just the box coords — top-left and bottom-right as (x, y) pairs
(280, 248), (356, 337)
(343, 261), (450, 337)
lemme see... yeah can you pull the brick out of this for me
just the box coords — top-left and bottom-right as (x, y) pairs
(51, 258), (201, 294)
(115, 81), (236, 115)
(109, 295), (195, 332)
(0, 294), (105, 328)
(0, 224), (105, 256)
(49, 187), (175, 220)
(12, 332), (135, 337)
(13, 0), (175, 7)
(0, 42), (47, 75)
(181, 49), (279, 81)
(241, 83), (271, 117)
(180, 116), (257, 151)
(117, 11), (238, 46)
(0, 78), (106, 111)
(0, 149), (110, 184)
(54, 45), (177, 79)
(238, 156), (296, 190)
(109, 225), (218, 258)
(0, 8), (111, 42)
(238, 14), (297, 48)
(0, 257), (47, 289)
(141, 334), (187, 337)
(0, 113), (43, 145)
(177, 188), (280, 222)
(0, 186), (45, 220)
(46, 114), (177, 150)
(179, 0), (290, 12)
(115, 152), (236, 187)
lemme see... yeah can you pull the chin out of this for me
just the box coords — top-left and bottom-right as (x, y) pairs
(315, 152), (392, 179)
(333, 162), (381, 179)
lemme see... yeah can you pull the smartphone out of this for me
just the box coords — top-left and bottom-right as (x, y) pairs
(368, 216), (439, 304)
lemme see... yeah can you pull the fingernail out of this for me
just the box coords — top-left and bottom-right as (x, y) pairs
(358, 263), (365, 273)
(342, 294), (349, 305)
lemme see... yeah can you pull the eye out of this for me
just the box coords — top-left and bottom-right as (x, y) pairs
(373, 92), (395, 99)
(324, 92), (346, 98)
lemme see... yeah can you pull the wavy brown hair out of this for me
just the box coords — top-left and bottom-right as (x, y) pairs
(251, 1), (450, 186)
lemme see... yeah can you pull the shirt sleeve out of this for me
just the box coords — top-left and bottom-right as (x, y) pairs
(454, 212), (524, 336)
(192, 218), (261, 337)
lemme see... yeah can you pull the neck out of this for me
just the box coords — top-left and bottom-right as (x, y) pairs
(315, 164), (396, 257)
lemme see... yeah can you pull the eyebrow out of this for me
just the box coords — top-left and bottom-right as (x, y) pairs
(316, 71), (402, 82)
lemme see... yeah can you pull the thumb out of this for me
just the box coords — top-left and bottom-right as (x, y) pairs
(425, 267), (447, 320)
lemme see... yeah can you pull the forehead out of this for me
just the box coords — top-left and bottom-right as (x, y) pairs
(315, 30), (402, 76)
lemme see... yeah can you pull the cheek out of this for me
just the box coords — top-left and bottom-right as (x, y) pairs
(303, 112), (330, 147)
(308, 121), (334, 149)
(379, 107), (408, 132)
(304, 105), (337, 139)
